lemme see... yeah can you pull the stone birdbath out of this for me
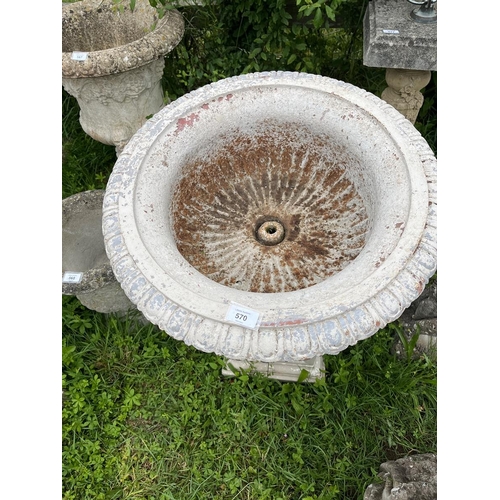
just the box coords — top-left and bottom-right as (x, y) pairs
(62, 0), (185, 155)
(102, 72), (437, 381)
(63, 190), (135, 314)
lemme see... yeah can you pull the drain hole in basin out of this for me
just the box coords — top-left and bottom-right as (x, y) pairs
(255, 218), (286, 246)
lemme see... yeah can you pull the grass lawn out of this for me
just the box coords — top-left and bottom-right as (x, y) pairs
(63, 292), (436, 500)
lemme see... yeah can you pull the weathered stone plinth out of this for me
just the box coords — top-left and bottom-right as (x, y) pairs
(363, 0), (436, 123)
(62, 0), (184, 154)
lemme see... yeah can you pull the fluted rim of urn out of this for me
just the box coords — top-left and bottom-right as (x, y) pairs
(103, 71), (437, 362)
(62, 0), (185, 78)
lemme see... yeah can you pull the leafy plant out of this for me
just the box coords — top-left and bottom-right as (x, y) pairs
(414, 71), (437, 154)
(156, 0), (383, 98)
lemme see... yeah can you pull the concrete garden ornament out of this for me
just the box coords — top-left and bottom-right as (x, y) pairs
(63, 190), (135, 314)
(102, 72), (437, 378)
(62, 0), (184, 155)
(364, 454), (437, 499)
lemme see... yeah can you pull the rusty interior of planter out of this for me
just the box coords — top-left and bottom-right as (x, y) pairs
(128, 82), (419, 307)
(171, 121), (372, 293)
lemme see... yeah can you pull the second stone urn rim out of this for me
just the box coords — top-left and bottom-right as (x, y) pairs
(62, 0), (185, 78)
(62, 263), (117, 296)
(62, 189), (117, 295)
(103, 71), (437, 362)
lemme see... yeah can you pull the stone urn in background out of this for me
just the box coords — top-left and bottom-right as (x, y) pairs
(102, 72), (437, 381)
(62, 0), (185, 155)
(63, 190), (136, 314)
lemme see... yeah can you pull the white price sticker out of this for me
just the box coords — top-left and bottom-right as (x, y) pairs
(71, 51), (88, 61)
(62, 272), (83, 284)
(225, 303), (260, 330)
(382, 29), (400, 34)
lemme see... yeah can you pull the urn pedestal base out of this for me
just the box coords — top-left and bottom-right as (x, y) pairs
(222, 356), (325, 383)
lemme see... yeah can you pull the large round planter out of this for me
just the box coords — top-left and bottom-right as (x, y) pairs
(63, 190), (135, 314)
(103, 72), (437, 362)
(62, 0), (184, 154)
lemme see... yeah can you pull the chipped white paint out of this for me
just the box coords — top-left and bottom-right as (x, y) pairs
(103, 72), (437, 362)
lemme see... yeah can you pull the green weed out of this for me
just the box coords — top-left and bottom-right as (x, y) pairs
(62, 298), (436, 499)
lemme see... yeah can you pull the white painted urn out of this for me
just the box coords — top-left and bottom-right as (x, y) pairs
(62, 0), (184, 154)
(103, 72), (437, 371)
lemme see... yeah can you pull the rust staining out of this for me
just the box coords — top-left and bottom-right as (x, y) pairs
(262, 318), (306, 327)
(171, 121), (370, 293)
(278, 318), (305, 326)
(295, 237), (329, 257)
(175, 112), (200, 133)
